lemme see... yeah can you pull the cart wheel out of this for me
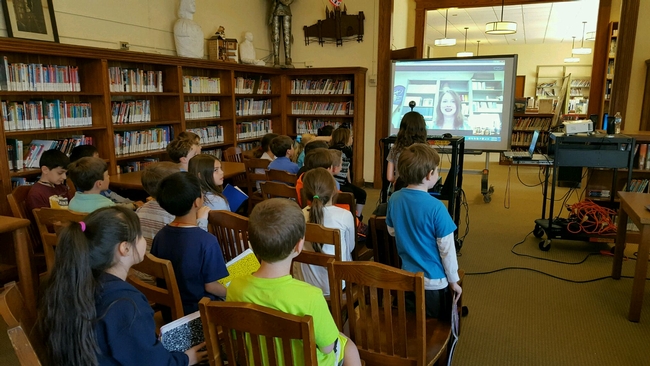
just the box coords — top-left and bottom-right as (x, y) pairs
(539, 239), (551, 251)
(533, 225), (544, 238)
(483, 193), (492, 203)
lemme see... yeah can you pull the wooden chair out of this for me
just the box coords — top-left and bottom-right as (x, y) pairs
(266, 169), (297, 186)
(292, 223), (342, 280)
(199, 299), (318, 366)
(328, 261), (452, 366)
(0, 282), (43, 365)
(32, 208), (86, 277)
(223, 146), (243, 163)
(244, 158), (270, 214)
(336, 192), (373, 261)
(7, 185), (41, 251)
(369, 215), (401, 269)
(207, 210), (250, 262)
(260, 181), (298, 200)
(127, 253), (184, 330)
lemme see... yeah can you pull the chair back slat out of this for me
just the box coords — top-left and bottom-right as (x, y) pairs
(128, 253), (184, 321)
(244, 158), (271, 213)
(370, 215), (401, 268)
(207, 210), (250, 262)
(260, 181), (298, 200)
(32, 208), (86, 277)
(266, 169), (297, 186)
(199, 299), (318, 366)
(0, 282), (43, 365)
(224, 146), (243, 163)
(329, 261), (449, 366)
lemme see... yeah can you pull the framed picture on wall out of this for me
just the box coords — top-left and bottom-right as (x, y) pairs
(2, 0), (59, 42)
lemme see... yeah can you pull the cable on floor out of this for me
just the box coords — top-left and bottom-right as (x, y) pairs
(510, 231), (599, 265)
(465, 267), (649, 283)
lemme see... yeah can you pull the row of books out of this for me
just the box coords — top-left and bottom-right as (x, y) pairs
(296, 119), (342, 134)
(606, 60), (615, 78)
(184, 101), (220, 120)
(0, 58), (81, 92)
(186, 125), (225, 144)
(237, 141), (260, 151)
(108, 67), (163, 93)
(290, 79), (352, 94)
(7, 136), (93, 169)
(182, 76), (221, 94)
(290, 101), (353, 116)
(472, 101), (502, 112)
(570, 79), (590, 87)
(511, 131), (547, 146)
(624, 179), (649, 193)
(513, 117), (551, 131)
(609, 38), (617, 57)
(10, 177), (33, 189)
(2, 100), (93, 131)
(537, 88), (558, 97)
(113, 126), (171, 156)
(202, 148), (223, 160)
(471, 81), (499, 90)
(236, 120), (272, 139)
(234, 77), (271, 94)
(537, 81), (557, 88)
(111, 100), (151, 124)
(117, 158), (160, 173)
(634, 144), (650, 170)
(235, 98), (272, 116)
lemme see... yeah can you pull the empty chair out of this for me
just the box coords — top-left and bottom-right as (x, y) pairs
(127, 253), (184, 330)
(260, 181), (298, 200)
(207, 210), (250, 262)
(199, 299), (318, 366)
(369, 215), (401, 269)
(223, 146), (243, 163)
(32, 208), (86, 278)
(328, 261), (452, 366)
(244, 158), (270, 214)
(266, 169), (298, 186)
(0, 282), (44, 365)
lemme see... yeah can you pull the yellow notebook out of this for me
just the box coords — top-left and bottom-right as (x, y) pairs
(218, 248), (260, 287)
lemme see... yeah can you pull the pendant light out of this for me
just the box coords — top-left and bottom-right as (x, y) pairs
(457, 27), (473, 57)
(572, 21), (592, 55)
(434, 9), (456, 47)
(476, 40), (481, 56)
(485, 0), (517, 35)
(564, 36), (580, 63)
(585, 31), (596, 41)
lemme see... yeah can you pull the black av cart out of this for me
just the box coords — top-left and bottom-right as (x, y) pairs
(379, 135), (465, 250)
(534, 132), (635, 250)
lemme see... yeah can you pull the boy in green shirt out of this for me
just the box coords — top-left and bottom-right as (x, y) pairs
(226, 198), (361, 365)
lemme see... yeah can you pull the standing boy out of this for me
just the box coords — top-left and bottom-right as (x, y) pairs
(386, 143), (461, 319)
(268, 135), (299, 174)
(67, 157), (115, 213)
(25, 149), (73, 214)
(227, 198), (361, 365)
(152, 172), (228, 315)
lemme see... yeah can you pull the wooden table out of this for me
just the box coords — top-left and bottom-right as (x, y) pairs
(0, 216), (36, 316)
(613, 191), (650, 322)
(110, 161), (246, 190)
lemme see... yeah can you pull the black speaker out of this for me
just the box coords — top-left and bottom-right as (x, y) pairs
(557, 167), (582, 188)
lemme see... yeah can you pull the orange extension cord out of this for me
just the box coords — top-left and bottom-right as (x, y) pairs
(566, 200), (618, 235)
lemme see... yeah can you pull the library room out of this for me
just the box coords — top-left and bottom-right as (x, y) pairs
(1, 0), (650, 365)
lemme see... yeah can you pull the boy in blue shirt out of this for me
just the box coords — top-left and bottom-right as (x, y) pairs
(67, 157), (115, 213)
(152, 172), (228, 315)
(268, 135), (299, 174)
(386, 143), (461, 319)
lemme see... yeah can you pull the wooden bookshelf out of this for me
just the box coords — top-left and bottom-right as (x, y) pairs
(499, 113), (553, 165)
(0, 38), (367, 214)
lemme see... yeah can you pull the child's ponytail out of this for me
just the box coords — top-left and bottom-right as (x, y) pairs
(302, 168), (338, 252)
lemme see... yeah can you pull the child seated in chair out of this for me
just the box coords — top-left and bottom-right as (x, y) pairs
(227, 198), (361, 365)
(166, 136), (201, 172)
(152, 172), (228, 315)
(67, 157), (115, 213)
(386, 143), (461, 319)
(188, 154), (229, 211)
(268, 135), (299, 174)
(25, 149), (73, 214)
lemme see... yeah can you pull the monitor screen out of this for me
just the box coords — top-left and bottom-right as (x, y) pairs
(390, 55), (518, 151)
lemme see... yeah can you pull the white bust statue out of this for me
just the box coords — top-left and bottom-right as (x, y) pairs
(239, 32), (265, 66)
(174, 0), (204, 58)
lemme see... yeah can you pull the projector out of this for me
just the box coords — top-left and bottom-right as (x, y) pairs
(563, 120), (594, 135)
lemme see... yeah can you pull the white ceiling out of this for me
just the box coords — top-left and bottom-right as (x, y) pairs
(425, 0), (600, 47)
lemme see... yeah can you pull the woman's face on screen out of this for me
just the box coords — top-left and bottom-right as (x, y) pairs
(440, 92), (457, 117)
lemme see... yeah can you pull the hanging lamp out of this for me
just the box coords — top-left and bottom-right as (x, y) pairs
(457, 27), (473, 57)
(485, 0), (517, 35)
(585, 31), (596, 41)
(564, 36), (580, 63)
(434, 9), (456, 46)
(572, 21), (592, 55)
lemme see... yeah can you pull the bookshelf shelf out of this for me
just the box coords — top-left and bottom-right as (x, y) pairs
(288, 114), (354, 118)
(0, 37), (367, 213)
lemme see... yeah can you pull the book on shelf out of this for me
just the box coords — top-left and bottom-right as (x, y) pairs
(111, 100), (151, 124)
(236, 119), (272, 139)
(0, 59), (80, 92)
(113, 126), (171, 156)
(222, 183), (248, 213)
(290, 79), (351, 94)
(159, 311), (204, 353)
(184, 101), (220, 120)
(217, 248), (260, 287)
(182, 76), (220, 94)
(108, 67), (163, 93)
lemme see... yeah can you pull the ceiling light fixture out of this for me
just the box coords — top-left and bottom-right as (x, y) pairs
(585, 31), (596, 41)
(457, 27), (474, 57)
(476, 40), (481, 56)
(564, 36), (580, 63)
(485, 0), (517, 35)
(434, 9), (456, 47)
(572, 21), (592, 55)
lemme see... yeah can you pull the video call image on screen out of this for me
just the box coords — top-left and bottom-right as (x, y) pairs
(391, 55), (517, 151)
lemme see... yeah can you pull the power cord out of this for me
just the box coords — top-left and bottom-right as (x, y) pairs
(510, 231), (599, 265)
